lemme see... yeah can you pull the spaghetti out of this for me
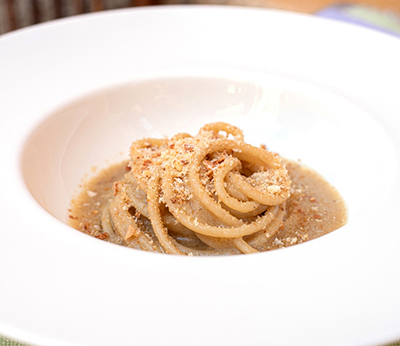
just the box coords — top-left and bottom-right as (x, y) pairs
(68, 122), (347, 255)
(102, 122), (290, 255)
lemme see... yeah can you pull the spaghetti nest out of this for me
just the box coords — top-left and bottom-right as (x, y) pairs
(102, 122), (291, 255)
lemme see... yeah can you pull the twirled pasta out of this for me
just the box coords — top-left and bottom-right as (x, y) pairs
(102, 122), (291, 255)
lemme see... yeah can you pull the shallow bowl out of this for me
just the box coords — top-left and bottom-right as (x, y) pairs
(1, 5), (400, 346)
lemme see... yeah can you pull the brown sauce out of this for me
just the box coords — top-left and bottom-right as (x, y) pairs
(68, 159), (347, 252)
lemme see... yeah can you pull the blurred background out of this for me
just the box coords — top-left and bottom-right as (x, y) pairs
(1, 0), (400, 36)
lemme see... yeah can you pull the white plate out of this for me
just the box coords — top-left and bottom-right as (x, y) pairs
(1, 5), (400, 346)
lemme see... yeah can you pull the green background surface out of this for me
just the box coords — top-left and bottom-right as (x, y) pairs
(1, 335), (400, 346)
